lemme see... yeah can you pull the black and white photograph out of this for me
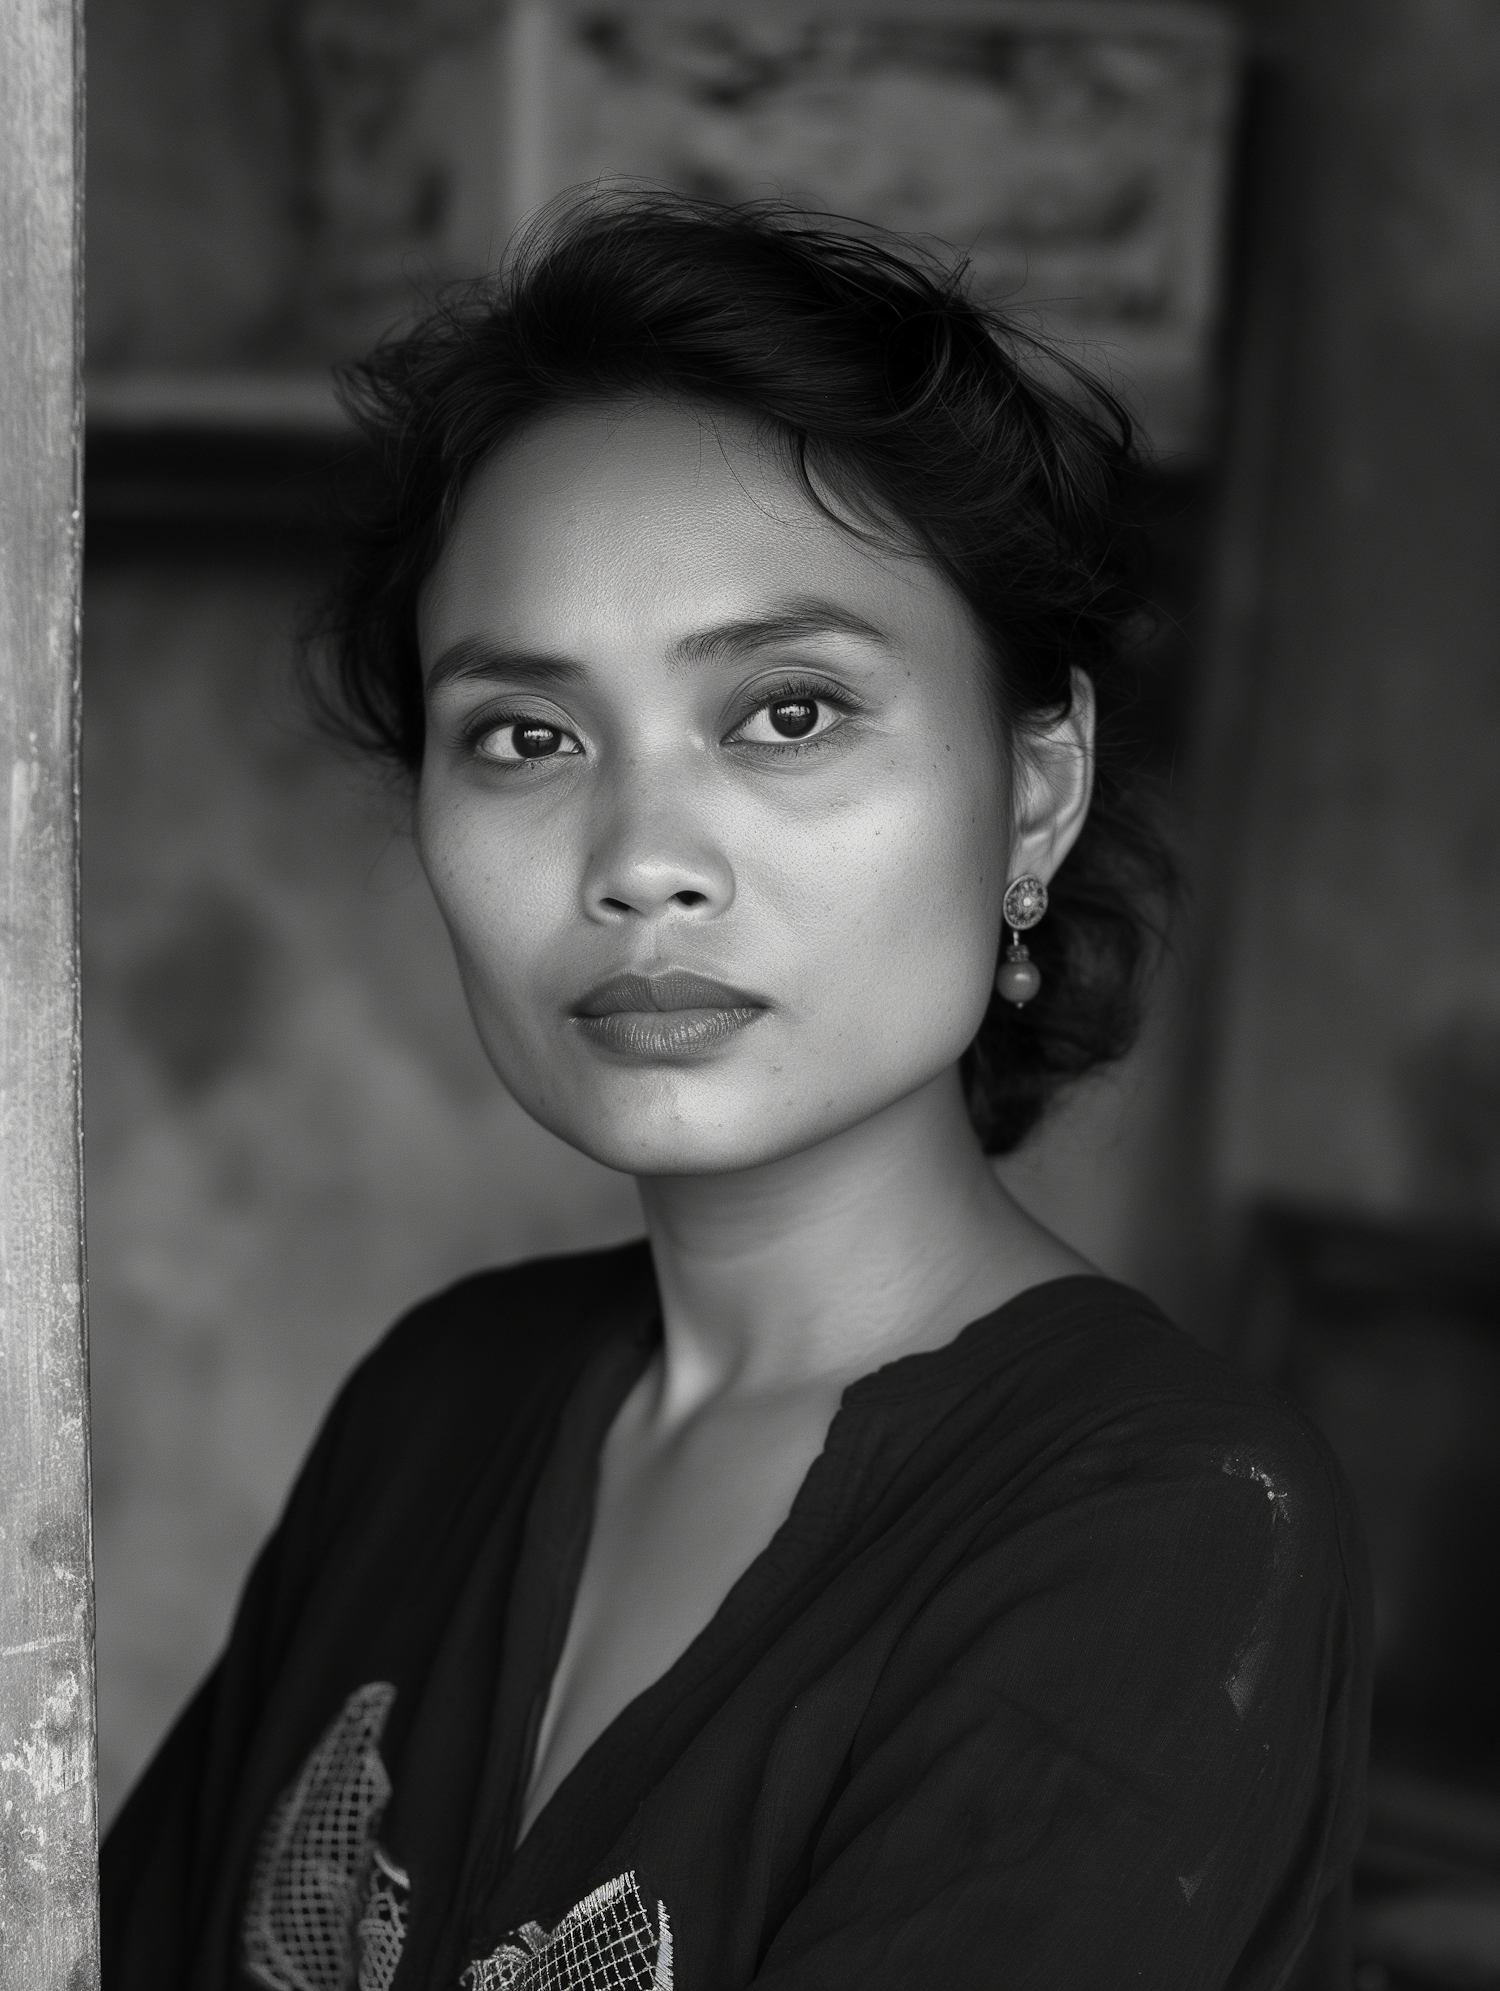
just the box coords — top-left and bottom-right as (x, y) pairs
(1, 2), (1498, 1988)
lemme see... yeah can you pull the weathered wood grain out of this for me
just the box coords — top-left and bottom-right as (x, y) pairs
(0, 0), (96, 1981)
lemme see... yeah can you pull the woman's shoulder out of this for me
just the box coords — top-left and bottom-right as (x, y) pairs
(866, 1275), (1371, 1747)
(964, 1271), (1322, 1437)
(364, 1232), (656, 1384)
(955, 1274), (1366, 1588)
(311, 1235), (657, 1486)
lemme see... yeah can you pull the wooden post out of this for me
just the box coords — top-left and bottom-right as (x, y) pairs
(0, 0), (96, 1979)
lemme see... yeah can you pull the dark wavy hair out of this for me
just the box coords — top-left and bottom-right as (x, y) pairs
(316, 189), (1174, 1154)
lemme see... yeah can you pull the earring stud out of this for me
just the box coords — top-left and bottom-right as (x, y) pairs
(996, 874), (1047, 1006)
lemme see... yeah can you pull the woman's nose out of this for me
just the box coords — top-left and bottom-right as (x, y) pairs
(580, 781), (735, 925)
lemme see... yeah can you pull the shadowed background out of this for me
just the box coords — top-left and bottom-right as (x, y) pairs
(84, 3), (1500, 1982)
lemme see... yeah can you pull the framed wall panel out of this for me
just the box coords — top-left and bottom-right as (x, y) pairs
(506, 0), (1240, 454)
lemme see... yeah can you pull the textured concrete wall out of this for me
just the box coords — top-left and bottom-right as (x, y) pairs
(0, 0), (96, 1972)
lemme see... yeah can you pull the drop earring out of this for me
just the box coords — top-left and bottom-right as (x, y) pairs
(996, 874), (1047, 1006)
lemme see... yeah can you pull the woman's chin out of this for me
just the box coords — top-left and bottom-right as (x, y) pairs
(493, 1033), (971, 1182)
(508, 1080), (845, 1181)
(540, 1113), (813, 1181)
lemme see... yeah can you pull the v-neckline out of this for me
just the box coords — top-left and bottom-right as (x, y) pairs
(477, 1270), (1108, 1919)
(451, 1307), (659, 1910)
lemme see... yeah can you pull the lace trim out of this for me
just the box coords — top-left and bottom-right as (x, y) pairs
(243, 1688), (670, 1991)
(461, 1872), (673, 1991)
(242, 1681), (401, 1991)
(356, 1845), (411, 1991)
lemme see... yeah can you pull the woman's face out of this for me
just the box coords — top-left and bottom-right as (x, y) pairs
(416, 398), (1048, 1177)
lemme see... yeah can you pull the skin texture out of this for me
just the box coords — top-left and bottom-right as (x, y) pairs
(416, 398), (1097, 1835)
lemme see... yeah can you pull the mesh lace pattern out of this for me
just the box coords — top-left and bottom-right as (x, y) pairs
(356, 1846), (411, 1991)
(461, 1873), (673, 1991)
(243, 1681), (399, 1991)
(243, 1686), (669, 1991)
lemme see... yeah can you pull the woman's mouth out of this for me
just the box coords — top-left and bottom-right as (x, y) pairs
(572, 970), (769, 1059)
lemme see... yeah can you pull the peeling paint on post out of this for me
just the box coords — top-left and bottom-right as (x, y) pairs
(0, 0), (97, 1981)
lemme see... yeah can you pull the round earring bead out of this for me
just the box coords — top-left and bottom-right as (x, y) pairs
(996, 953), (1042, 1005)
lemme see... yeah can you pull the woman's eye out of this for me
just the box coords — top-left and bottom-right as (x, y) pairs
(475, 720), (582, 763)
(733, 696), (842, 747)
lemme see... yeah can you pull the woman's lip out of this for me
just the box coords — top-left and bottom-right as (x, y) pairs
(574, 1007), (765, 1059)
(572, 970), (769, 1059)
(574, 969), (769, 1017)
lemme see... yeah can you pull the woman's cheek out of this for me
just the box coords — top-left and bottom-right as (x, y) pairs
(419, 788), (542, 1007)
(799, 779), (996, 1068)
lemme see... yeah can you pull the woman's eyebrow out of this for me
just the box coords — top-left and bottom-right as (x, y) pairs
(425, 639), (584, 692)
(427, 601), (890, 690)
(669, 600), (892, 668)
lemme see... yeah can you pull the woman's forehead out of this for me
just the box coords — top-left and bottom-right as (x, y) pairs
(419, 398), (975, 668)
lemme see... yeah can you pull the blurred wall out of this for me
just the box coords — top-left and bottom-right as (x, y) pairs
(1213, 0), (1500, 1227)
(87, 0), (506, 370)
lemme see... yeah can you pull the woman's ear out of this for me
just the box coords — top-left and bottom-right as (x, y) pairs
(1009, 669), (1096, 884)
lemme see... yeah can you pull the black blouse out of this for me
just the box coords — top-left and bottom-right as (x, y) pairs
(101, 1242), (1372, 1991)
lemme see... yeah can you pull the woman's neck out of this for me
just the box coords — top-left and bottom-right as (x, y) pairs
(636, 1065), (1090, 1420)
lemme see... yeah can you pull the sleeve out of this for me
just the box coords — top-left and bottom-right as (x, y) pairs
(100, 1662), (225, 1989)
(99, 1353), (369, 1990)
(752, 1420), (1373, 1991)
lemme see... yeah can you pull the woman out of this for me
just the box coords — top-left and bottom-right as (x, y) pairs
(102, 194), (1371, 1991)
